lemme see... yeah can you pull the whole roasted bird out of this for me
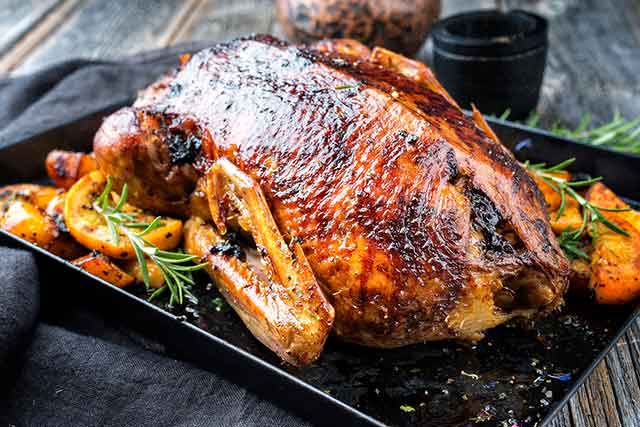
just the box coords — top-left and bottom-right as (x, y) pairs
(92, 35), (569, 366)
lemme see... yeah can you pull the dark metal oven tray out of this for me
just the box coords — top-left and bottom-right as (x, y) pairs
(1, 105), (639, 427)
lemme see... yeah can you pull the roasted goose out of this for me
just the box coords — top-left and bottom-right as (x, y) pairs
(85, 35), (569, 365)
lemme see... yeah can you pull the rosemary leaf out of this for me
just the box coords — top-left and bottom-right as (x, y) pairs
(92, 176), (207, 305)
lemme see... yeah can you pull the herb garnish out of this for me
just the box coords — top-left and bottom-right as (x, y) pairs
(212, 297), (228, 312)
(501, 110), (640, 154)
(399, 404), (416, 413)
(525, 158), (630, 259)
(93, 176), (207, 306)
(556, 231), (589, 260)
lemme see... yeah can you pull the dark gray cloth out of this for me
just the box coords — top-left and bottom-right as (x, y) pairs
(0, 46), (308, 427)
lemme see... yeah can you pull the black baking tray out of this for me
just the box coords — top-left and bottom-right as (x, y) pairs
(1, 105), (639, 427)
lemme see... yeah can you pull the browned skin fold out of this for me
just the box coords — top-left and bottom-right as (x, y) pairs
(94, 35), (569, 354)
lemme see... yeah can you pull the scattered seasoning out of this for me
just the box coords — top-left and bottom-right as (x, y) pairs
(400, 405), (415, 413)
(469, 405), (496, 423)
(461, 370), (480, 380)
(212, 297), (227, 312)
(335, 84), (355, 90)
(397, 129), (420, 144)
(548, 372), (572, 382)
(185, 306), (199, 319)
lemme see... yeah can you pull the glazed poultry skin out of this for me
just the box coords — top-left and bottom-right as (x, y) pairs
(93, 35), (569, 364)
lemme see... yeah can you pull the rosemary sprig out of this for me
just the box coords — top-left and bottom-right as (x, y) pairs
(93, 177), (207, 306)
(525, 158), (630, 258)
(503, 110), (640, 154)
(557, 231), (589, 260)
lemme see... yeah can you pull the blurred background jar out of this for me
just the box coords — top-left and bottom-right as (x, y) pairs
(275, 0), (441, 56)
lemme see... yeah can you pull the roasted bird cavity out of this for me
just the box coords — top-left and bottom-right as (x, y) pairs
(92, 35), (569, 366)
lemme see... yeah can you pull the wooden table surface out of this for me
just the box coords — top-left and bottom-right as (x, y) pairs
(0, 0), (638, 426)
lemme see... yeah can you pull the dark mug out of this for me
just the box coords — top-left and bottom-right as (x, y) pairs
(432, 10), (548, 119)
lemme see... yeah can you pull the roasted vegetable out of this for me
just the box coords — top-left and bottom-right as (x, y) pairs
(1, 199), (59, 248)
(529, 170), (584, 234)
(0, 184), (85, 259)
(72, 253), (134, 288)
(550, 201), (583, 235)
(121, 258), (165, 289)
(530, 170), (571, 211)
(46, 150), (97, 189)
(0, 183), (59, 210)
(64, 171), (183, 259)
(586, 183), (640, 304)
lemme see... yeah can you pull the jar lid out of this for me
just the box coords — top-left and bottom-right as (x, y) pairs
(432, 9), (547, 57)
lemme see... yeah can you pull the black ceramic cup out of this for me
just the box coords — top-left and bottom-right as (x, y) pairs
(432, 9), (548, 119)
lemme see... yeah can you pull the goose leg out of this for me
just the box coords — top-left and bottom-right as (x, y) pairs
(184, 158), (335, 366)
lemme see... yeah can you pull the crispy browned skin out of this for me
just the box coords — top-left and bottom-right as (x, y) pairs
(94, 35), (568, 351)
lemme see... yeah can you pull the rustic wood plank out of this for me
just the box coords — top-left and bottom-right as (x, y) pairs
(504, 0), (640, 125)
(155, 0), (203, 48)
(548, 403), (574, 427)
(569, 384), (593, 427)
(173, 0), (275, 44)
(568, 361), (622, 427)
(0, 0), (80, 74)
(13, 0), (188, 75)
(606, 337), (640, 427)
(625, 320), (640, 383)
(0, 0), (61, 57)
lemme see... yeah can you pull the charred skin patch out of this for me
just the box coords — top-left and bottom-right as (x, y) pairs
(467, 188), (516, 257)
(167, 132), (202, 165)
(148, 110), (204, 166)
(209, 230), (246, 261)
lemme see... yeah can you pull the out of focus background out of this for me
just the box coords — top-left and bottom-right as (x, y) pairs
(0, 0), (638, 127)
